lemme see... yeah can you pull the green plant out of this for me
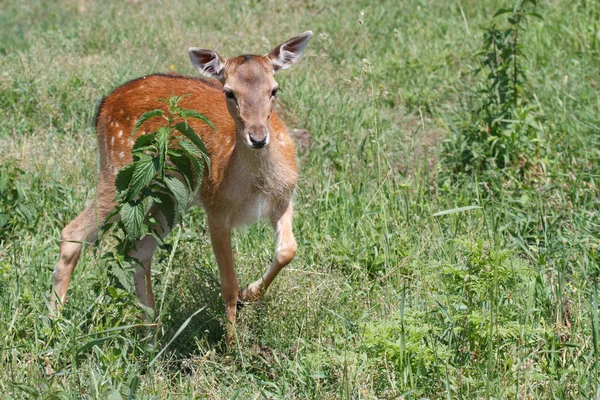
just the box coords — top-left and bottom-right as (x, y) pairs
(100, 95), (213, 262)
(0, 158), (37, 240)
(441, 0), (544, 181)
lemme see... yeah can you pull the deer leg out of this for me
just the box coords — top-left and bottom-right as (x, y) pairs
(208, 217), (238, 346)
(240, 201), (297, 302)
(130, 204), (173, 319)
(51, 179), (115, 311)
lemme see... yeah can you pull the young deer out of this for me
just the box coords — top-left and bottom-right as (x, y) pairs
(51, 31), (313, 343)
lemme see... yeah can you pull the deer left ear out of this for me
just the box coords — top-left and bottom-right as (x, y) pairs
(188, 48), (225, 80)
(267, 31), (313, 72)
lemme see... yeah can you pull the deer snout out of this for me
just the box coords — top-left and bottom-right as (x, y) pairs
(245, 126), (269, 149)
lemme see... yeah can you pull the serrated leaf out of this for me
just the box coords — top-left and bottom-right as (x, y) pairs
(164, 175), (188, 214)
(111, 263), (133, 291)
(178, 138), (204, 159)
(132, 132), (156, 154)
(156, 126), (170, 175)
(120, 201), (145, 240)
(128, 155), (157, 200)
(132, 109), (164, 136)
(154, 191), (177, 229)
(115, 163), (135, 193)
(175, 122), (211, 170)
(178, 141), (205, 189)
(179, 110), (217, 133)
(168, 151), (194, 191)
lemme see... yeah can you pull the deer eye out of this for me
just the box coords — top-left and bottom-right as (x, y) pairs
(271, 87), (279, 98)
(224, 90), (236, 101)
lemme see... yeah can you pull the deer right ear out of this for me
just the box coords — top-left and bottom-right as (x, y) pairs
(188, 48), (225, 80)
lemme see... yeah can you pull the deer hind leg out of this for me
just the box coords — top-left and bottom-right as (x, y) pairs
(130, 203), (174, 319)
(240, 201), (297, 302)
(51, 179), (115, 311)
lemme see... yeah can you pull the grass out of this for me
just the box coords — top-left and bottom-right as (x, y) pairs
(1, 0), (599, 398)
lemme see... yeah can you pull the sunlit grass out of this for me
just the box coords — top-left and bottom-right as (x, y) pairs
(0, 0), (599, 398)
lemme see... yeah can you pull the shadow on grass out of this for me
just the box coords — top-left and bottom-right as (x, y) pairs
(158, 263), (226, 357)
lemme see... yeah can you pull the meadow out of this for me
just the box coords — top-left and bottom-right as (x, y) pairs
(0, 0), (599, 398)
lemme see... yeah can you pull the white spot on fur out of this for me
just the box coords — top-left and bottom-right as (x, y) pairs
(115, 122), (119, 127)
(110, 137), (115, 146)
(119, 152), (125, 158)
(118, 130), (123, 138)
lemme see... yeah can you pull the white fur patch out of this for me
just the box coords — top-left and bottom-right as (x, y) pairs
(255, 195), (269, 219)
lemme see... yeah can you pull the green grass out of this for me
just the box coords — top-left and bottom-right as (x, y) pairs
(1, 0), (599, 398)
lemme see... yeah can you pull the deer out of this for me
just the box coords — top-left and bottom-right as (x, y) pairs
(50, 31), (313, 344)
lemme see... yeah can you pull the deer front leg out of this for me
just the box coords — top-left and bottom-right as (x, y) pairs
(240, 201), (297, 302)
(208, 218), (238, 346)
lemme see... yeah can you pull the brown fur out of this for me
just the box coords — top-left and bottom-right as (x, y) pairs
(96, 72), (298, 223)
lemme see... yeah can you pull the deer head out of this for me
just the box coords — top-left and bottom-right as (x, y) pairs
(188, 31), (312, 149)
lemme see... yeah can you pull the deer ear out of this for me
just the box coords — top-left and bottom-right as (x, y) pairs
(188, 48), (225, 80)
(267, 31), (313, 72)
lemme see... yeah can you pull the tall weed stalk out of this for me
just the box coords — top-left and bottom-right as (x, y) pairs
(441, 0), (544, 185)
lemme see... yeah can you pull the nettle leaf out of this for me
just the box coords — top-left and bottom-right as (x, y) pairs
(128, 155), (157, 200)
(164, 175), (188, 214)
(154, 191), (177, 229)
(110, 262), (133, 292)
(132, 132), (156, 153)
(103, 95), (216, 263)
(179, 110), (217, 133)
(115, 164), (135, 193)
(120, 201), (145, 239)
(168, 151), (194, 191)
(174, 122), (211, 169)
(132, 109), (164, 136)
(156, 126), (170, 175)
(178, 140), (205, 186)
(178, 137), (204, 159)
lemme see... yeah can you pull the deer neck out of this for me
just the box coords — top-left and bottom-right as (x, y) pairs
(229, 130), (296, 198)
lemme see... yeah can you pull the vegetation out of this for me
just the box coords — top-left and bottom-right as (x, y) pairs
(0, 0), (598, 398)
(101, 95), (211, 263)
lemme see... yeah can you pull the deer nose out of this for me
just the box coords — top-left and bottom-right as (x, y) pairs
(247, 127), (269, 149)
(249, 135), (267, 148)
